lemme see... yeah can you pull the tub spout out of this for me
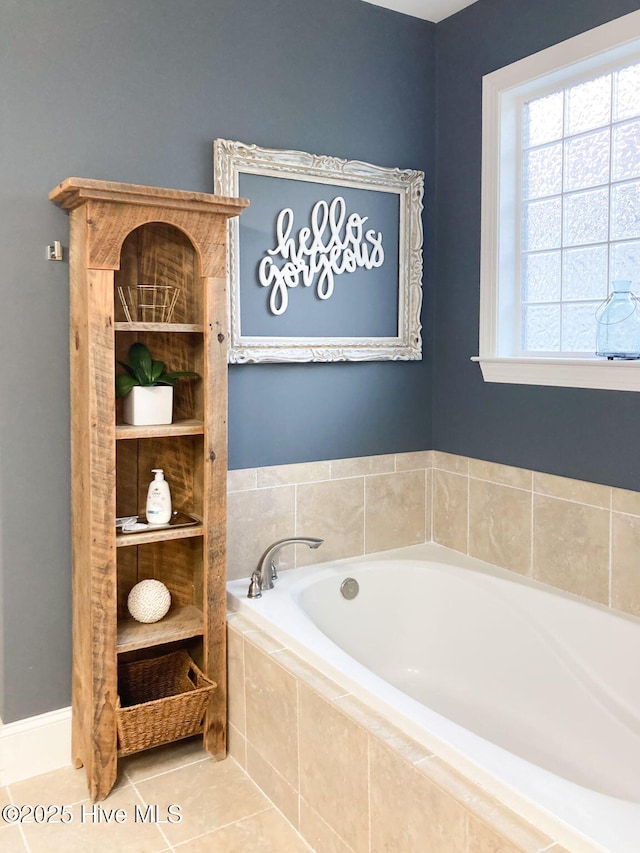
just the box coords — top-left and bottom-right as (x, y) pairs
(247, 537), (323, 598)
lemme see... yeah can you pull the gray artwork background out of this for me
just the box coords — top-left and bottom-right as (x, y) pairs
(238, 173), (400, 338)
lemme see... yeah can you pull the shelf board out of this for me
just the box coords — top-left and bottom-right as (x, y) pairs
(114, 322), (204, 333)
(116, 419), (205, 440)
(116, 522), (204, 548)
(117, 605), (204, 653)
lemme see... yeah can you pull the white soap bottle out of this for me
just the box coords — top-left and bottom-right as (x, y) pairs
(146, 469), (172, 525)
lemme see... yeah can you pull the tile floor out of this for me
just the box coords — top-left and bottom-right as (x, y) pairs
(0, 737), (312, 852)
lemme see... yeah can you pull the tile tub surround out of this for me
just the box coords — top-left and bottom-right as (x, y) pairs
(431, 451), (640, 619)
(227, 451), (432, 581)
(227, 614), (571, 853)
(228, 449), (640, 619)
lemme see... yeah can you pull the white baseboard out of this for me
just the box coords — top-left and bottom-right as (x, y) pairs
(0, 707), (72, 786)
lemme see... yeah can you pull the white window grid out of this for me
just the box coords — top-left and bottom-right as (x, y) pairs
(517, 61), (640, 357)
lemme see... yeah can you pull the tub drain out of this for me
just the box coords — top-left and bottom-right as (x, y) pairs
(340, 577), (359, 600)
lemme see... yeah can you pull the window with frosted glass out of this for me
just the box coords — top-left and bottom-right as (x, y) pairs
(521, 63), (640, 354)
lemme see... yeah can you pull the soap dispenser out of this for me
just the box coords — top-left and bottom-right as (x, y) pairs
(146, 469), (172, 525)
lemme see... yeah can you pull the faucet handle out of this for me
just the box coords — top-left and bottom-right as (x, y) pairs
(247, 570), (262, 599)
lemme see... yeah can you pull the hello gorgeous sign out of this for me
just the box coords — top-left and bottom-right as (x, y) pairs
(257, 196), (385, 315)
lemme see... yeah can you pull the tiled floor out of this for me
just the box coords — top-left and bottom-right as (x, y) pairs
(0, 737), (313, 852)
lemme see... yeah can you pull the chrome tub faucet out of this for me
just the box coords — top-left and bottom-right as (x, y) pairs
(247, 537), (323, 598)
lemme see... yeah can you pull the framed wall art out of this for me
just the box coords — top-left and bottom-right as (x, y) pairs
(213, 139), (424, 363)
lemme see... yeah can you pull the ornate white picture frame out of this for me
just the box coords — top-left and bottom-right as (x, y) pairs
(214, 139), (424, 363)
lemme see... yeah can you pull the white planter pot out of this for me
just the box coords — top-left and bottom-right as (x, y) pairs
(123, 386), (173, 426)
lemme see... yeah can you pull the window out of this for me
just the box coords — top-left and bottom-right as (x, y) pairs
(478, 10), (640, 391)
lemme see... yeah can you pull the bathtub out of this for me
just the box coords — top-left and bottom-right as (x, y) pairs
(226, 542), (640, 853)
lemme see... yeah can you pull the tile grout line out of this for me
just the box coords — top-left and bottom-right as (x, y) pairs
(170, 806), (274, 850)
(127, 773), (176, 852)
(530, 475), (535, 579)
(6, 785), (32, 853)
(362, 473), (367, 554)
(608, 488), (614, 608)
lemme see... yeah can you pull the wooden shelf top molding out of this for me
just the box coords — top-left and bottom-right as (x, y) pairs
(115, 419), (205, 440)
(49, 177), (249, 216)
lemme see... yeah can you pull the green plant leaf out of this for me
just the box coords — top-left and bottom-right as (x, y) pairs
(117, 361), (137, 380)
(117, 343), (199, 390)
(128, 343), (154, 385)
(161, 370), (200, 385)
(151, 360), (165, 383)
(115, 374), (138, 398)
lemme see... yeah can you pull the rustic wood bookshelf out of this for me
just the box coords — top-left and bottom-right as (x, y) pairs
(50, 178), (248, 801)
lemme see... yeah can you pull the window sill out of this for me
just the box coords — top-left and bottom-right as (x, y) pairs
(472, 356), (640, 392)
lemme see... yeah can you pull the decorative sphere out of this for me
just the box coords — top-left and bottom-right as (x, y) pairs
(127, 579), (171, 623)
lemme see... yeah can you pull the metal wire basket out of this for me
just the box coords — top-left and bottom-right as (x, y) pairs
(117, 283), (181, 323)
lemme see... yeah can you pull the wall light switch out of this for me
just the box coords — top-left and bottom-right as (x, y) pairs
(47, 241), (63, 261)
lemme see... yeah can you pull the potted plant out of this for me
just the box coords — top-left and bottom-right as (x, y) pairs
(116, 342), (199, 425)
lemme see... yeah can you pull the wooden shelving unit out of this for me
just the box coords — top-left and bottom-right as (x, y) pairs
(50, 178), (248, 801)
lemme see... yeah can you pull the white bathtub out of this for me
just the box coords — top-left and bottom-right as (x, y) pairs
(227, 542), (640, 853)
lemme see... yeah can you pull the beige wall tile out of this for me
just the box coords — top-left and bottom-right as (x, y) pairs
(298, 684), (368, 853)
(227, 467), (258, 492)
(533, 471), (611, 508)
(299, 799), (356, 853)
(369, 739), (466, 853)
(426, 467), (433, 542)
(611, 512), (640, 618)
(532, 495), (609, 604)
(227, 626), (245, 735)
(274, 649), (347, 701)
(227, 485), (295, 580)
(466, 816), (530, 853)
(296, 478), (364, 564)
(612, 486), (640, 516)
(227, 722), (247, 768)
(330, 454), (395, 479)
(335, 695), (431, 765)
(258, 460), (331, 487)
(365, 470), (426, 552)
(469, 458), (532, 490)
(246, 744), (299, 829)
(395, 449), (433, 471)
(244, 642), (298, 788)
(432, 451), (469, 474)
(419, 758), (553, 852)
(432, 469), (468, 553)
(468, 479), (532, 576)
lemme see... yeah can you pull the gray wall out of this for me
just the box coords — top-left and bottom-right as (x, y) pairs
(1, 0), (434, 721)
(434, 0), (640, 491)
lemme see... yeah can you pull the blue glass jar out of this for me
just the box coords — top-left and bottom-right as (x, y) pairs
(596, 281), (640, 359)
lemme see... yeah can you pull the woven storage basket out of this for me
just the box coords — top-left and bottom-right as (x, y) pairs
(116, 649), (216, 755)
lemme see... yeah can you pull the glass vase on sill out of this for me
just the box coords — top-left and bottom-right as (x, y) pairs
(596, 280), (640, 360)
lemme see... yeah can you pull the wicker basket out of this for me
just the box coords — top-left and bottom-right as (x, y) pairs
(116, 650), (216, 755)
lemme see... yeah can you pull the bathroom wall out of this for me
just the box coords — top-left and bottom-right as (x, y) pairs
(434, 0), (640, 492)
(227, 451), (432, 580)
(230, 450), (640, 621)
(1, 0), (434, 722)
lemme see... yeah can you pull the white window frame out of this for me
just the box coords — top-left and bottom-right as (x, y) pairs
(477, 9), (640, 391)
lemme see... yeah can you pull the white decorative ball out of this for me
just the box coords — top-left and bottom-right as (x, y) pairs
(127, 579), (171, 623)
